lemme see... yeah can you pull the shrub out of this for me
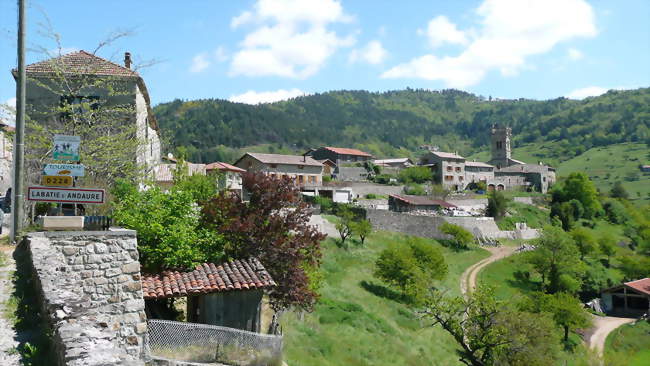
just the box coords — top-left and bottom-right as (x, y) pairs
(439, 222), (473, 250)
(365, 193), (378, 199)
(398, 166), (433, 184)
(404, 184), (426, 196)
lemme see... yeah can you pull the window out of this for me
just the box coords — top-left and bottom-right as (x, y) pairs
(445, 175), (454, 181)
(447, 166), (453, 172)
(455, 167), (461, 172)
(298, 165), (305, 169)
(459, 176), (464, 181)
(298, 175), (304, 184)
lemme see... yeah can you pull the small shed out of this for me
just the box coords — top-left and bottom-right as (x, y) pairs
(388, 194), (456, 213)
(601, 278), (650, 316)
(142, 258), (276, 333)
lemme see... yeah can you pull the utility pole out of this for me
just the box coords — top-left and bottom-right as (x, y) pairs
(11, 0), (26, 243)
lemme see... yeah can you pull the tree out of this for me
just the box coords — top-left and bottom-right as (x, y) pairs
(527, 226), (584, 294)
(610, 181), (629, 199)
(525, 292), (591, 342)
(172, 159), (220, 203)
(423, 286), (561, 366)
(398, 166), (433, 183)
(374, 238), (447, 303)
(570, 227), (598, 260)
(440, 222), (473, 250)
(486, 190), (508, 220)
(598, 233), (617, 267)
(351, 219), (372, 245)
(550, 202), (575, 231)
(112, 182), (225, 272)
(335, 208), (355, 248)
(201, 172), (325, 310)
(551, 172), (602, 219)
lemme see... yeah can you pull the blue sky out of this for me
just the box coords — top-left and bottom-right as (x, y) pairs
(1, 0), (649, 116)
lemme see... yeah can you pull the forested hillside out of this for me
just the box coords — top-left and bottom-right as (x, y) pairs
(154, 87), (650, 164)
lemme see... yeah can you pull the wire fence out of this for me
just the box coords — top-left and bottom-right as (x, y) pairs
(147, 319), (283, 366)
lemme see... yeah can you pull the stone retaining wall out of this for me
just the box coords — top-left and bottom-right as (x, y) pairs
(366, 210), (539, 240)
(26, 230), (149, 365)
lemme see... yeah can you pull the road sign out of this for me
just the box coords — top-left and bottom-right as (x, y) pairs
(53, 135), (80, 161)
(43, 163), (85, 177)
(27, 187), (105, 204)
(41, 175), (73, 187)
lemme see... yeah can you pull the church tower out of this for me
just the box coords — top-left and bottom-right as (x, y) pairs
(489, 124), (512, 169)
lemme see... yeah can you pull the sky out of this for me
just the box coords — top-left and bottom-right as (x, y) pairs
(1, 0), (649, 121)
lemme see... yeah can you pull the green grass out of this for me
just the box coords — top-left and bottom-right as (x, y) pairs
(281, 232), (490, 366)
(604, 320), (650, 366)
(479, 252), (540, 301)
(497, 202), (551, 231)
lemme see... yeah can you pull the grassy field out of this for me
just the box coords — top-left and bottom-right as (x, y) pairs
(604, 321), (650, 366)
(497, 202), (551, 231)
(281, 232), (490, 366)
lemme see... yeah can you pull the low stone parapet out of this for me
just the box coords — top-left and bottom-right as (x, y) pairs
(26, 230), (149, 365)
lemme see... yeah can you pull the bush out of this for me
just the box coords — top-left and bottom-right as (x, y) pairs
(322, 175), (332, 183)
(398, 166), (433, 184)
(404, 184), (426, 196)
(602, 199), (630, 224)
(439, 222), (473, 250)
(365, 193), (378, 199)
(374, 238), (447, 304)
(373, 174), (397, 185)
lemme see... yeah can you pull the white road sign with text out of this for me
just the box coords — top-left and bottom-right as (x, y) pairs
(27, 187), (105, 204)
(43, 163), (85, 177)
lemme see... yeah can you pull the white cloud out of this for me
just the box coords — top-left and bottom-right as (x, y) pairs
(0, 98), (16, 126)
(565, 86), (633, 99)
(229, 0), (355, 79)
(382, 0), (597, 87)
(214, 46), (228, 62)
(418, 15), (468, 48)
(189, 53), (210, 73)
(349, 40), (388, 65)
(567, 48), (583, 61)
(229, 88), (309, 104)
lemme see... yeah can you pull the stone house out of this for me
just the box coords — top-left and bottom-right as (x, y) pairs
(0, 124), (13, 195)
(420, 150), (466, 190)
(464, 161), (495, 187)
(234, 152), (323, 186)
(16, 50), (161, 182)
(306, 146), (372, 166)
(494, 163), (556, 193)
(205, 161), (245, 193)
(141, 257), (276, 333)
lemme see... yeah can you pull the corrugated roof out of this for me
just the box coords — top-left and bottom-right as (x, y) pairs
(154, 163), (206, 182)
(373, 158), (413, 165)
(242, 152), (323, 167)
(429, 151), (465, 160)
(389, 194), (456, 208)
(323, 147), (372, 157)
(205, 161), (245, 173)
(22, 50), (138, 77)
(141, 258), (276, 300)
(624, 278), (650, 296)
(465, 161), (494, 168)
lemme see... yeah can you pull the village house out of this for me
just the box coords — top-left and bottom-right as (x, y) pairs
(600, 278), (650, 316)
(142, 257), (276, 333)
(316, 159), (337, 176)
(205, 161), (245, 193)
(388, 194), (456, 213)
(420, 150), (466, 190)
(153, 162), (206, 191)
(306, 146), (372, 166)
(373, 158), (414, 169)
(17, 51), (161, 183)
(234, 152), (323, 186)
(464, 161), (495, 187)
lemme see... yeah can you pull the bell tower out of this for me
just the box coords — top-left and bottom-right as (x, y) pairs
(490, 124), (512, 168)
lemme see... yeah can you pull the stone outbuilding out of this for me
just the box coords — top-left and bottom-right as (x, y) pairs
(388, 194), (456, 213)
(141, 257), (276, 333)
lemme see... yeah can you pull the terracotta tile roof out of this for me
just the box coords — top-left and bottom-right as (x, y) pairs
(239, 152), (323, 167)
(624, 278), (650, 296)
(323, 147), (372, 157)
(389, 194), (457, 208)
(23, 50), (138, 77)
(154, 163), (206, 183)
(141, 258), (276, 300)
(205, 161), (246, 173)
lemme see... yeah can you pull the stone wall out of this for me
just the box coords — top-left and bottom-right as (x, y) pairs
(335, 167), (368, 182)
(26, 230), (149, 365)
(366, 209), (539, 240)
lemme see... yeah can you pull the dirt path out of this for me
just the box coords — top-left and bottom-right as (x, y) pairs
(460, 245), (517, 297)
(0, 246), (19, 365)
(586, 315), (635, 356)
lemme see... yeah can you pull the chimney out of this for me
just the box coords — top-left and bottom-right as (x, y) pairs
(124, 52), (132, 69)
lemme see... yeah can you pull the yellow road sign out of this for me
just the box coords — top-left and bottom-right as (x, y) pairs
(41, 175), (73, 187)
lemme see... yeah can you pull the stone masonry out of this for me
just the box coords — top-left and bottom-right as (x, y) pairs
(26, 230), (149, 365)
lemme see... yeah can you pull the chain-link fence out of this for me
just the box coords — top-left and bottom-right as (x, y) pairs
(147, 319), (283, 366)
